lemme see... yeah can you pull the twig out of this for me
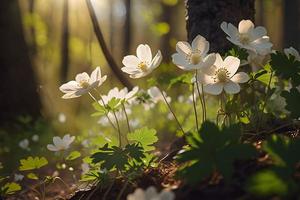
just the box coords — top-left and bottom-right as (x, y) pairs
(86, 0), (133, 89)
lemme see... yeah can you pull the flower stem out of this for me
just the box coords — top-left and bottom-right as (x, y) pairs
(158, 88), (185, 134)
(195, 70), (205, 122)
(192, 83), (199, 130)
(122, 103), (131, 133)
(201, 83), (207, 120)
(112, 110), (122, 147)
(89, 91), (117, 131)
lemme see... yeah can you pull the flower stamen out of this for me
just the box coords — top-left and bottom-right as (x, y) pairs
(239, 33), (250, 45)
(138, 62), (148, 72)
(213, 68), (230, 83)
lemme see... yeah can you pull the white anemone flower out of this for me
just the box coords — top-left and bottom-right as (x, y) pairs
(284, 47), (300, 61)
(127, 186), (175, 200)
(122, 44), (162, 78)
(199, 54), (249, 95)
(47, 134), (75, 152)
(147, 87), (171, 104)
(221, 20), (272, 55)
(14, 174), (24, 182)
(172, 35), (216, 71)
(59, 67), (107, 99)
(19, 139), (29, 150)
(101, 86), (139, 105)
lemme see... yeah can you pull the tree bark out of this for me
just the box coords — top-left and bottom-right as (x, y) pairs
(283, 0), (300, 49)
(0, 0), (41, 123)
(123, 0), (131, 56)
(60, 0), (69, 83)
(186, 0), (255, 52)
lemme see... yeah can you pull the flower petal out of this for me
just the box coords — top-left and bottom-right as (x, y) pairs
(176, 41), (192, 57)
(191, 35), (209, 56)
(121, 67), (141, 75)
(149, 50), (162, 70)
(224, 81), (241, 94)
(122, 55), (140, 68)
(223, 56), (240, 76)
(136, 44), (152, 63)
(47, 144), (58, 151)
(200, 53), (216, 71)
(62, 91), (81, 99)
(231, 72), (249, 83)
(75, 72), (90, 83)
(204, 82), (224, 95)
(220, 22), (239, 40)
(59, 81), (80, 93)
(172, 53), (190, 70)
(238, 20), (254, 34)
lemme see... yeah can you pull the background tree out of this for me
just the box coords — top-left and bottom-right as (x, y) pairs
(186, 0), (255, 52)
(0, 0), (41, 123)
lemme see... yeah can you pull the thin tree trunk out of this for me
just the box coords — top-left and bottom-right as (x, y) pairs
(123, 0), (131, 56)
(109, 0), (115, 53)
(60, 0), (69, 83)
(186, 0), (255, 52)
(0, 0), (41, 123)
(86, 0), (133, 89)
(283, 0), (300, 49)
(28, 0), (37, 55)
(160, 3), (173, 62)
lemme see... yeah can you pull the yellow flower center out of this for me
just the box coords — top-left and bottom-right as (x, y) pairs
(189, 51), (202, 65)
(239, 33), (250, 45)
(138, 62), (148, 72)
(79, 80), (90, 88)
(214, 68), (230, 83)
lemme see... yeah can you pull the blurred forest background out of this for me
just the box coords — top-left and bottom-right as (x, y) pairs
(1, 0), (300, 134)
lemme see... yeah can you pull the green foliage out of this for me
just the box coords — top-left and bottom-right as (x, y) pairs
(91, 102), (106, 117)
(19, 156), (48, 171)
(127, 127), (158, 151)
(27, 172), (39, 180)
(1, 182), (21, 196)
(107, 97), (121, 111)
(281, 88), (300, 119)
(246, 135), (300, 197)
(91, 143), (146, 172)
(226, 46), (248, 61)
(270, 52), (300, 87)
(168, 73), (193, 89)
(66, 151), (81, 161)
(177, 121), (257, 184)
(246, 170), (289, 196)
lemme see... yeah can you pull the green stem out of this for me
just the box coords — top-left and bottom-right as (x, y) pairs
(112, 110), (122, 147)
(89, 92), (117, 130)
(201, 83), (207, 120)
(192, 82), (199, 130)
(122, 103), (131, 133)
(195, 70), (205, 122)
(158, 88), (185, 134)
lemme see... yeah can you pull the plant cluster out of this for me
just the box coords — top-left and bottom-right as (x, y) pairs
(1, 19), (300, 199)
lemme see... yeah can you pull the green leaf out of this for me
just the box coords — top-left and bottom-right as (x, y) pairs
(270, 52), (300, 87)
(281, 88), (300, 119)
(27, 173), (39, 180)
(19, 156), (48, 171)
(177, 121), (257, 184)
(127, 127), (158, 151)
(91, 143), (146, 172)
(66, 151), (81, 161)
(262, 135), (300, 174)
(226, 46), (248, 60)
(168, 73), (194, 89)
(256, 72), (276, 87)
(107, 97), (121, 110)
(246, 170), (289, 197)
(2, 182), (21, 195)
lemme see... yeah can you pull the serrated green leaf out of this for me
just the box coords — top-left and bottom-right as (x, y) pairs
(246, 170), (289, 197)
(2, 182), (21, 195)
(92, 102), (107, 113)
(127, 127), (158, 151)
(270, 52), (300, 87)
(19, 156), (48, 171)
(177, 121), (257, 184)
(27, 173), (39, 180)
(281, 88), (300, 119)
(66, 151), (81, 161)
(168, 73), (194, 89)
(107, 97), (121, 110)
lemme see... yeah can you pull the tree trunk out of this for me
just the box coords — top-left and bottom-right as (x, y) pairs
(283, 0), (300, 50)
(0, 0), (41, 123)
(123, 0), (131, 56)
(60, 0), (69, 83)
(186, 0), (255, 52)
